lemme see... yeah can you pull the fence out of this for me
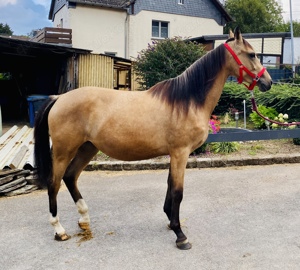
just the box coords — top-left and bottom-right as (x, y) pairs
(206, 128), (300, 143)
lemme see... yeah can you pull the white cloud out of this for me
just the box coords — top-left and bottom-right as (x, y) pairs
(32, 0), (50, 8)
(0, 0), (17, 7)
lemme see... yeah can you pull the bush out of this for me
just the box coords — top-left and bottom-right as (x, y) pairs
(293, 138), (300, 145)
(132, 37), (206, 89)
(249, 105), (278, 129)
(192, 143), (208, 155)
(210, 142), (239, 154)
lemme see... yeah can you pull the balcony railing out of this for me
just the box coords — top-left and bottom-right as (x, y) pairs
(31, 27), (72, 45)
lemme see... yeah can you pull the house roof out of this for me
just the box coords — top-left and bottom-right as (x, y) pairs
(49, 0), (133, 19)
(211, 0), (233, 23)
(70, 0), (132, 8)
(49, 0), (232, 24)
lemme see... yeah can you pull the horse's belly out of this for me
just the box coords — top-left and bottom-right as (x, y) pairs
(91, 134), (167, 161)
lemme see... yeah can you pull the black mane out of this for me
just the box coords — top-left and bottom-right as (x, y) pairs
(149, 44), (226, 113)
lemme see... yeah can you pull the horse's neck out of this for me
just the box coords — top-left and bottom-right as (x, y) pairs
(202, 68), (229, 117)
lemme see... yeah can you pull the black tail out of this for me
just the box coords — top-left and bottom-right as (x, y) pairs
(34, 96), (58, 188)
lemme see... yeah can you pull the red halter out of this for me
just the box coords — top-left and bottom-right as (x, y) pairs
(224, 43), (266, 91)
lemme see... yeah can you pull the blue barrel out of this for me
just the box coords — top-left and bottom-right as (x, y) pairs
(27, 95), (49, 127)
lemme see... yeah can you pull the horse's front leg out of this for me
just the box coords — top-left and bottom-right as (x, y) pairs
(165, 153), (192, 250)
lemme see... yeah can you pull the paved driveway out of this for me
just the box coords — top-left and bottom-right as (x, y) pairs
(1, 164), (300, 270)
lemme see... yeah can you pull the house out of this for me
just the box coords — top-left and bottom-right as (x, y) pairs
(48, 0), (232, 59)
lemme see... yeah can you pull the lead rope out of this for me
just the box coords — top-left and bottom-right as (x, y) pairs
(250, 91), (300, 126)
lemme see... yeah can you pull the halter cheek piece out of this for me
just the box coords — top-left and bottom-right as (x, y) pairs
(224, 43), (266, 91)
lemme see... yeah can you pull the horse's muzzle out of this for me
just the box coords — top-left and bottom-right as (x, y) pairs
(257, 78), (273, 92)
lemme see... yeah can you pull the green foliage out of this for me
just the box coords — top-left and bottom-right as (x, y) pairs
(0, 23), (13, 35)
(280, 21), (300, 37)
(224, 0), (284, 33)
(249, 105), (278, 129)
(215, 82), (300, 121)
(0, 73), (11, 80)
(214, 82), (252, 115)
(192, 143), (208, 155)
(210, 142), (239, 154)
(254, 83), (300, 120)
(132, 37), (206, 89)
(293, 138), (300, 145)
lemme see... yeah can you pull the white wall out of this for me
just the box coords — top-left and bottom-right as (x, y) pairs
(53, 4), (70, 28)
(283, 37), (300, 64)
(55, 5), (127, 56)
(128, 10), (223, 59)
(53, 6), (224, 59)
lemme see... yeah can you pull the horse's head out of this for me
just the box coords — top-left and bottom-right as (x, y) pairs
(225, 27), (272, 92)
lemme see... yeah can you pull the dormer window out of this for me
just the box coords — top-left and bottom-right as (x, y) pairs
(178, 0), (184, 4)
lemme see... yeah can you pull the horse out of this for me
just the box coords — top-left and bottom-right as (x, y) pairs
(34, 28), (272, 250)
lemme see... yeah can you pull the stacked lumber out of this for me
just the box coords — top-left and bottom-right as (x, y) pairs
(0, 126), (39, 196)
(0, 169), (38, 196)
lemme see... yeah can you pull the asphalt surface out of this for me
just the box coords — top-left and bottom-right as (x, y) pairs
(1, 165), (300, 270)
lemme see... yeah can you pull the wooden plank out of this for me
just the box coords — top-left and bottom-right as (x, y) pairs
(44, 27), (72, 33)
(0, 180), (27, 193)
(45, 32), (71, 38)
(0, 168), (22, 177)
(0, 170), (30, 185)
(0, 177), (26, 192)
(44, 38), (71, 44)
(3, 185), (38, 196)
(0, 175), (14, 185)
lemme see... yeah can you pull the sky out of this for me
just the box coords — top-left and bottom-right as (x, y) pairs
(0, 0), (52, 36)
(0, 0), (300, 36)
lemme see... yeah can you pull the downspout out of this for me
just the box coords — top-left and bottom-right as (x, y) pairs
(125, 12), (128, 59)
(125, 6), (130, 59)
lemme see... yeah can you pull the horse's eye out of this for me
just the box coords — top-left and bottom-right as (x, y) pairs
(249, 53), (256, 59)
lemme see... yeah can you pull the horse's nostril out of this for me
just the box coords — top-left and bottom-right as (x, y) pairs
(270, 80), (273, 86)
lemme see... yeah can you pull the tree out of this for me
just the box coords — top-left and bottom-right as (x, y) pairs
(224, 0), (284, 33)
(280, 21), (300, 37)
(133, 37), (206, 90)
(0, 23), (13, 35)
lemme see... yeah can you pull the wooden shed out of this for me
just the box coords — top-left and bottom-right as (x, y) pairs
(0, 36), (133, 125)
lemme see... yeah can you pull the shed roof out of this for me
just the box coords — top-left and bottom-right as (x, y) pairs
(0, 36), (90, 59)
(190, 32), (291, 43)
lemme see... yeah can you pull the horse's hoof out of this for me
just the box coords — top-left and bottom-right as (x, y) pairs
(54, 233), (71, 241)
(176, 239), (192, 250)
(78, 222), (90, 231)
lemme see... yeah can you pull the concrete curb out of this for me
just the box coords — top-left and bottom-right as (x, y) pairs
(85, 153), (300, 171)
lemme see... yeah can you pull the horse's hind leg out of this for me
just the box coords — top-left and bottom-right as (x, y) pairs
(49, 151), (75, 241)
(63, 141), (98, 231)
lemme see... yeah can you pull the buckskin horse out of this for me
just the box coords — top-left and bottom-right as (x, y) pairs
(34, 28), (272, 250)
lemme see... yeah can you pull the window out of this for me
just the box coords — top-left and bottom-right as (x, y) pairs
(178, 0), (184, 4)
(152, 21), (169, 39)
(104, 51), (117, 57)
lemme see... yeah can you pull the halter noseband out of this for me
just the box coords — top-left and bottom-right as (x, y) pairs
(224, 43), (266, 91)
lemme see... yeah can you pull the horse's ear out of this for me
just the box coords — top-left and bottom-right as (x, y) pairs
(229, 29), (234, 39)
(234, 27), (243, 42)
